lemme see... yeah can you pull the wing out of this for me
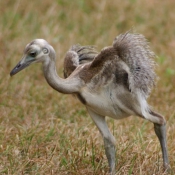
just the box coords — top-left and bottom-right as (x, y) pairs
(78, 32), (156, 97)
(113, 31), (157, 97)
(63, 44), (98, 78)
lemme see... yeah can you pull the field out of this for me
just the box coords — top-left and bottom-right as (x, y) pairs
(0, 0), (175, 174)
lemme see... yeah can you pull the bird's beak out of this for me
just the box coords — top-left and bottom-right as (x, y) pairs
(10, 57), (35, 76)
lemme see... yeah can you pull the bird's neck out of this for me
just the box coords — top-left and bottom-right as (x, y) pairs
(42, 57), (81, 94)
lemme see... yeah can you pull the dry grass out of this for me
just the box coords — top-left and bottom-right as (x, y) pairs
(0, 0), (175, 174)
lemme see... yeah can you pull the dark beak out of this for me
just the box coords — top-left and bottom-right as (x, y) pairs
(10, 59), (34, 76)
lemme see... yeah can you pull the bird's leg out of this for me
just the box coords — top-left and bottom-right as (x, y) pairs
(154, 123), (169, 170)
(103, 137), (116, 174)
(147, 110), (170, 171)
(87, 108), (116, 175)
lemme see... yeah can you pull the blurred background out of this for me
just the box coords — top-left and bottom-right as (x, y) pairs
(0, 0), (175, 174)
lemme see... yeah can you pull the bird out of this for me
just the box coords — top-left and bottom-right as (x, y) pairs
(10, 31), (170, 175)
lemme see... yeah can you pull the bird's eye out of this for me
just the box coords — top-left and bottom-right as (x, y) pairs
(30, 52), (37, 57)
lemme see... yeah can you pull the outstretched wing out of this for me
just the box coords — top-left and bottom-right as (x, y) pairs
(113, 31), (157, 97)
(63, 44), (98, 78)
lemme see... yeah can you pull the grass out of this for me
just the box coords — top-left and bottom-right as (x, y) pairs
(0, 0), (175, 174)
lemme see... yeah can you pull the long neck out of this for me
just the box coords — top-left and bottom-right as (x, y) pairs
(43, 57), (81, 94)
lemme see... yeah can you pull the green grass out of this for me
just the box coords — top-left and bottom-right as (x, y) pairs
(1, 0), (175, 174)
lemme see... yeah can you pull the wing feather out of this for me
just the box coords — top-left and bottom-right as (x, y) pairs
(113, 31), (157, 97)
(63, 44), (98, 78)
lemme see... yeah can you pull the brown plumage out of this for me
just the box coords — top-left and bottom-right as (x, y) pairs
(63, 44), (98, 78)
(10, 31), (170, 175)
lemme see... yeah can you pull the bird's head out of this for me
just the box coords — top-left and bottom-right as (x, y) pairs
(10, 39), (55, 76)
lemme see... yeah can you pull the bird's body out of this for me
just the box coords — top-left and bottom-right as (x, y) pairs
(10, 32), (170, 175)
